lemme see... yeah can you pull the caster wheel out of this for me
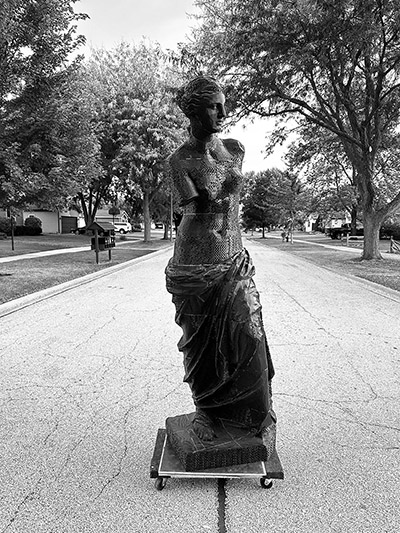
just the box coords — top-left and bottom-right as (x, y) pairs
(155, 477), (168, 491)
(260, 478), (273, 489)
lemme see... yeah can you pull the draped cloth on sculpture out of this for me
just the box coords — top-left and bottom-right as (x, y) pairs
(165, 248), (275, 435)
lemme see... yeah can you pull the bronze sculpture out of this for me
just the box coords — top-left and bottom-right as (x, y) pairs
(165, 76), (277, 464)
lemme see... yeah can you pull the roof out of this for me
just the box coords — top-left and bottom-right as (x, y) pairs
(86, 221), (115, 232)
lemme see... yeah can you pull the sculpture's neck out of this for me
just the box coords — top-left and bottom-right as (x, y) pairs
(189, 132), (219, 152)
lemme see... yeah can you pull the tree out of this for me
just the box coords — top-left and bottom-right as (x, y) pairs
(84, 42), (187, 242)
(151, 182), (177, 240)
(0, 0), (91, 211)
(241, 170), (282, 236)
(286, 122), (361, 234)
(0, 0), (87, 103)
(241, 168), (310, 237)
(188, 0), (400, 259)
(0, 70), (101, 216)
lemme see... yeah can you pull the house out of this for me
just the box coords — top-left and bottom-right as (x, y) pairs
(303, 214), (320, 232)
(1, 206), (131, 234)
(94, 209), (130, 225)
(304, 213), (353, 233)
(0, 208), (82, 233)
(22, 209), (82, 233)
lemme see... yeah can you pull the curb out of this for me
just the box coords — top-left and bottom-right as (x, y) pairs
(0, 246), (172, 319)
(316, 262), (400, 303)
(256, 234), (400, 258)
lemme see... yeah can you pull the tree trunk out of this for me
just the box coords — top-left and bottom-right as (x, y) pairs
(86, 213), (95, 228)
(362, 211), (382, 260)
(143, 190), (152, 243)
(351, 154), (382, 260)
(78, 190), (101, 228)
(350, 204), (358, 236)
(163, 222), (169, 240)
(78, 192), (89, 225)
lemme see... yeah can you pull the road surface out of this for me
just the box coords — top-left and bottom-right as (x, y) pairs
(0, 239), (399, 532)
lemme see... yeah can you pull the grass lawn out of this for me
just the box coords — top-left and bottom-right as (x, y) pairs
(0, 233), (92, 257)
(0, 233), (173, 305)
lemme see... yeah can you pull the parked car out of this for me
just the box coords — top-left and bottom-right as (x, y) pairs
(325, 225), (351, 239)
(113, 221), (132, 234)
(71, 226), (88, 235)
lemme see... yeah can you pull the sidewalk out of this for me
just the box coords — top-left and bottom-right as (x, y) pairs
(0, 240), (399, 532)
(266, 232), (400, 260)
(0, 237), (154, 264)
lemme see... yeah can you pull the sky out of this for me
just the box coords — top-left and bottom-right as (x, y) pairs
(76, 0), (286, 172)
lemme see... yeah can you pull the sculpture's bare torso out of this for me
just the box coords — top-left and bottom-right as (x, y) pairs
(170, 135), (245, 265)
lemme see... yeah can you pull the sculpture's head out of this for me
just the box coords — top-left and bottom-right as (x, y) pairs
(176, 76), (226, 136)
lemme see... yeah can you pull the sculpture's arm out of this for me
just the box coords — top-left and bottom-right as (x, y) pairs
(169, 154), (200, 206)
(223, 138), (245, 170)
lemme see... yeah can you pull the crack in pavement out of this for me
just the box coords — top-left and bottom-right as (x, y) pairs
(74, 316), (117, 349)
(278, 395), (400, 435)
(92, 406), (133, 501)
(1, 477), (42, 533)
(268, 278), (339, 340)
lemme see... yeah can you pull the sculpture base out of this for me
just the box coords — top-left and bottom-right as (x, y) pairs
(150, 428), (284, 491)
(165, 412), (268, 472)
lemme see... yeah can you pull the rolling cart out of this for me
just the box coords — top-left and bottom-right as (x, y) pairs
(150, 429), (284, 491)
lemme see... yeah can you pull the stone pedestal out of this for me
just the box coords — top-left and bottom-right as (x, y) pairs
(165, 412), (268, 472)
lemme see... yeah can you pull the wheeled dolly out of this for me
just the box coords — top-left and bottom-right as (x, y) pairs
(150, 429), (283, 491)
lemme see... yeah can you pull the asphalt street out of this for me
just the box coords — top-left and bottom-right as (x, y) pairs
(0, 239), (399, 533)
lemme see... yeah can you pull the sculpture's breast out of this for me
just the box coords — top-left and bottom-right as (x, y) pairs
(172, 140), (244, 264)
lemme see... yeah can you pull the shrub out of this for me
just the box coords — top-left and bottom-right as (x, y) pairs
(25, 226), (42, 235)
(14, 225), (26, 236)
(0, 217), (11, 235)
(24, 215), (42, 235)
(24, 215), (42, 229)
(381, 222), (400, 240)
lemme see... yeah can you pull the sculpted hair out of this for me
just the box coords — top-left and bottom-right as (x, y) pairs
(176, 76), (222, 118)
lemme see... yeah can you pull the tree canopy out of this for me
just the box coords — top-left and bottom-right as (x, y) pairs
(0, 0), (92, 210)
(241, 168), (310, 236)
(83, 41), (187, 240)
(286, 121), (361, 232)
(187, 0), (400, 258)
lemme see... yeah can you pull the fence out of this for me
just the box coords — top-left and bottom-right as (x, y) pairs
(341, 234), (364, 248)
(390, 237), (400, 254)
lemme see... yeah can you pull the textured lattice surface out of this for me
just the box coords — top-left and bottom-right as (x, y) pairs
(165, 248), (275, 432)
(169, 135), (245, 265)
(262, 421), (277, 459)
(166, 413), (268, 471)
(166, 132), (277, 444)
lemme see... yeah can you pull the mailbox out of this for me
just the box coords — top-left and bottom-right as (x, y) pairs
(87, 221), (116, 263)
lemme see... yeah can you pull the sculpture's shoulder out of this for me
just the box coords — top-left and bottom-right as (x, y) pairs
(169, 142), (193, 171)
(168, 142), (200, 204)
(222, 138), (245, 160)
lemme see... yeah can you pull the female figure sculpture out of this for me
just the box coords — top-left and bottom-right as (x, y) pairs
(166, 76), (276, 449)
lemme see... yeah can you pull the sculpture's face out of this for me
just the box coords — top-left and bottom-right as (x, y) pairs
(195, 92), (226, 134)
